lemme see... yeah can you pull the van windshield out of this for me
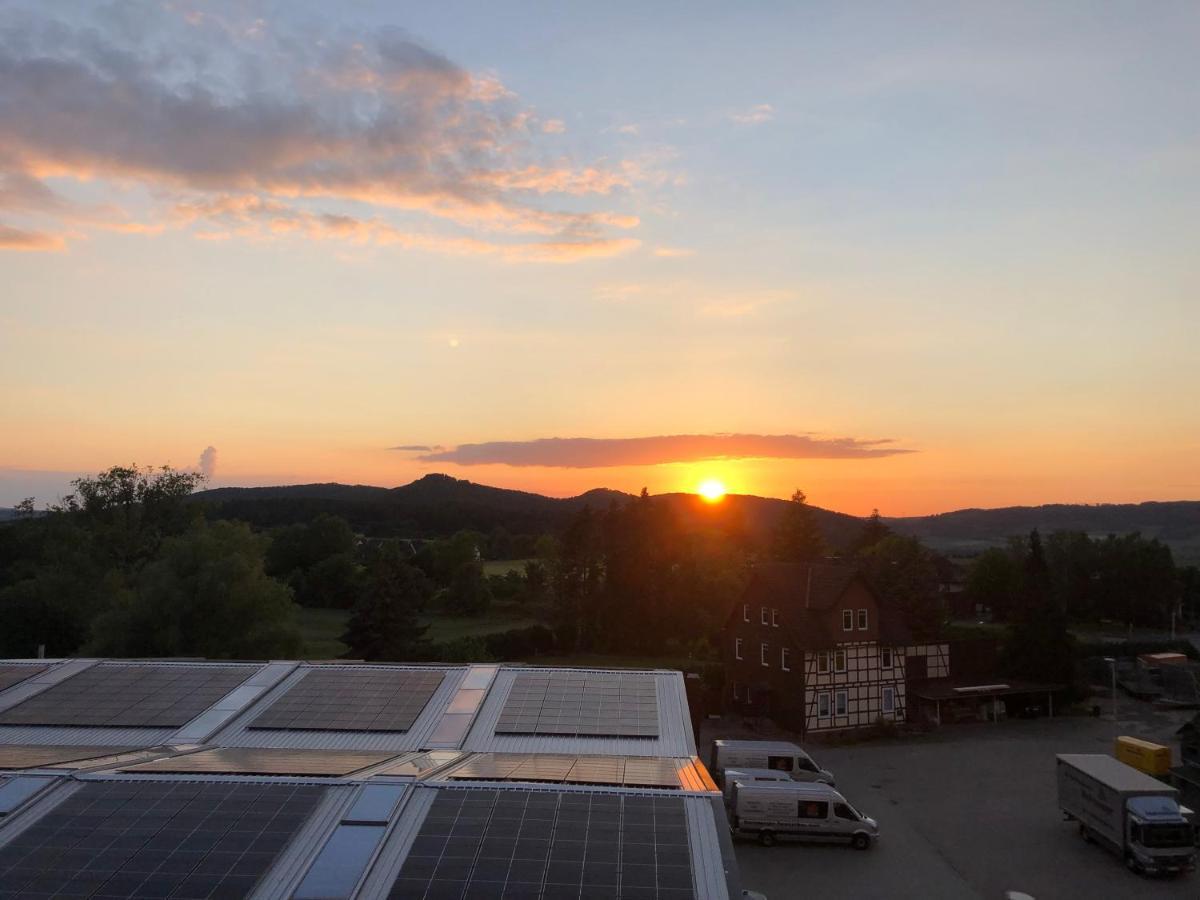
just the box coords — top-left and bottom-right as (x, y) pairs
(1140, 824), (1194, 849)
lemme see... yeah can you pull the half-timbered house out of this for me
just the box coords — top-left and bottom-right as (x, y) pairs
(723, 561), (949, 735)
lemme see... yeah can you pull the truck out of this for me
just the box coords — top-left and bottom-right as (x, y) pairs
(709, 739), (834, 787)
(728, 780), (878, 849)
(1057, 753), (1196, 875)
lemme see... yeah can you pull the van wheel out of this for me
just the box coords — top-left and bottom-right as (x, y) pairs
(758, 831), (776, 847)
(1125, 853), (1142, 875)
(851, 833), (871, 851)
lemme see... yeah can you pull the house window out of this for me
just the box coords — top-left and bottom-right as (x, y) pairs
(742, 603), (750, 622)
(817, 692), (831, 718)
(760, 643), (769, 667)
(735, 638), (743, 660)
(781, 648), (791, 671)
(834, 650), (846, 673)
(857, 608), (868, 630)
(817, 652), (829, 674)
(732, 681), (740, 700)
(882, 686), (895, 714)
(880, 647), (893, 669)
(761, 606), (769, 625)
(842, 609), (854, 631)
(745, 684), (753, 704)
(771, 608), (779, 627)
(835, 690), (848, 716)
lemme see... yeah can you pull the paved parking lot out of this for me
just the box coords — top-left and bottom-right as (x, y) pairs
(710, 697), (1197, 899)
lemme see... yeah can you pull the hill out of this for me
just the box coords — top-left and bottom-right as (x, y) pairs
(887, 501), (1200, 564)
(193, 477), (1200, 563)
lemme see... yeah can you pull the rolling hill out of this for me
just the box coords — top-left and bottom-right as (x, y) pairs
(192, 476), (1200, 563)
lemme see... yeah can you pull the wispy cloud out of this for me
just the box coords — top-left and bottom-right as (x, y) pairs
(731, 103), (774, 125)
(389, 444), (444, 452)
(653, 246), (695, 258)
(0, 7), (642, 260)
(401, 433), (914, 468)
(0, 224), (65, 251)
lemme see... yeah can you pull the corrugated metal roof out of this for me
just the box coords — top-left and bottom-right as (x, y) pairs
(211, 663), (468, 751)
(462, 666), (697, 757)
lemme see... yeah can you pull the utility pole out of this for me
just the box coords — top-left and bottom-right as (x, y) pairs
(1104, 656), (1117, 732)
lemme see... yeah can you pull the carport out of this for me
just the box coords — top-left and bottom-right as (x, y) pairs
(909, 679), (1063, 726)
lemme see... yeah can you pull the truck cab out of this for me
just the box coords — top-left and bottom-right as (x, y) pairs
(1125, 796), (1197, 875)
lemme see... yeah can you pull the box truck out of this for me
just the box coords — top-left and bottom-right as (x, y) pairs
(709, 739), (834, 787)
(728, 780), (878, 849)
(1057, 753), (1195, 875)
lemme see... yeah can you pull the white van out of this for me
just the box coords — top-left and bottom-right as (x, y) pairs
(710, 739), (835, 787)
(729, 781), (879, 849)
(721, 768), (795, 805)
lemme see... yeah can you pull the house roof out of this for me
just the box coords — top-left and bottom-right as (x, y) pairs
(735, 561), (912, 648)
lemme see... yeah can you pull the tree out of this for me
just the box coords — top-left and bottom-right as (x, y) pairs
(848, 509), (892, 556)
(342, 540), (431, 661)
(443, 560), (492, 615)
(965, 547), (1022, 621)
(265, 514), (358, 607)
(1003, 530), (1074, 685)
(295, 552), (363, 609)
(859, 535), (942, 640)
(771, 489), (826, 562)
(89, 520), (302, 659)
(63, 465), (206, 571)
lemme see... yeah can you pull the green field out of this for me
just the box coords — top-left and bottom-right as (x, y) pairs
(482, 558), (534, 576)
(296, 600), (547, 659)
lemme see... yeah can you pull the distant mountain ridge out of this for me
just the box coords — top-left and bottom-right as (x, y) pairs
(193, 475), (1200, 563)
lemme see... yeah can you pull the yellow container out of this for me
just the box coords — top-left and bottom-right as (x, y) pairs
(1115, 736), (1172, 777)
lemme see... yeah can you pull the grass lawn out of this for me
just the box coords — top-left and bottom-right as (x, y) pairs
(297, 607), (350, 659)
(482, 558), (534, 576)
(296, 600), (548, 658)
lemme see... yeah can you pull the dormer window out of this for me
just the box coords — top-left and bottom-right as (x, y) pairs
(771, 608), (779, 627)
(857, 609), (868, 630)
(743, 603), (750, 622)
(761, 607), (769, 625)
(842, 610), (853, 631)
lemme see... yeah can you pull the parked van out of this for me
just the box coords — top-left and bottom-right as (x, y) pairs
(728, 780), (879, 849)
(710, 739), (834, 787)
(721, 767), (795, 805)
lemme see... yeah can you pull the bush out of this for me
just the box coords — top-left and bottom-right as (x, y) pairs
(484, 625), (556, 660)
(1075, 639), (1199, 661)
(432, 636), (497, 663)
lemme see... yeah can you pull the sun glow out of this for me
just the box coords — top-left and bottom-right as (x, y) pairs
(697, 478), (727, 502)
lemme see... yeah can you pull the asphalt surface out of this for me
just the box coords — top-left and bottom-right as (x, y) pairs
(710, 696), (1198, 900)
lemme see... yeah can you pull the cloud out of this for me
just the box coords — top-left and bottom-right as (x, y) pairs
(0, 223), (65, 251)
(0, 7), (643, 259)
(731, 103), (774, 125)
(197, 446), (218, 480)
(389, 444), (444, 452)
(408, 433), (914, 468)
(540, 119), (566, 134)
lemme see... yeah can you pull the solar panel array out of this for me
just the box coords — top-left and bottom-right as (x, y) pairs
(248, 668), (446, 733)
(121, 747), (398, 777)
(0, 780), (323, 899)
(0, 665), (255, 729)
(0, 665), (46, 693)
(0, 746), (141, 771)
(390, 788), (695, 899)
(447, 753), (682, 789)
(495, 672), (660, 738)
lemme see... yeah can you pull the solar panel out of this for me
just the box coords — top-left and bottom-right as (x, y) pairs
(0, 779), (324, 899)
(389, 788), (696, 899)
(0, 665), (46, 693)
(247, 668), (446, 733)
(0, 664), (255, 729)
(495, 672), (660, 738)
(0, 745), (142, 770)
(447, 753), (683, 789)
(119, 747), (399, 777)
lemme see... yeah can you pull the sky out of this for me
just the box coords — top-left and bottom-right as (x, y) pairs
(1, 0), (1198, 515)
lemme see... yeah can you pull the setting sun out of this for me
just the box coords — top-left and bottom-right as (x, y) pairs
(697, 478), (727, 502)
